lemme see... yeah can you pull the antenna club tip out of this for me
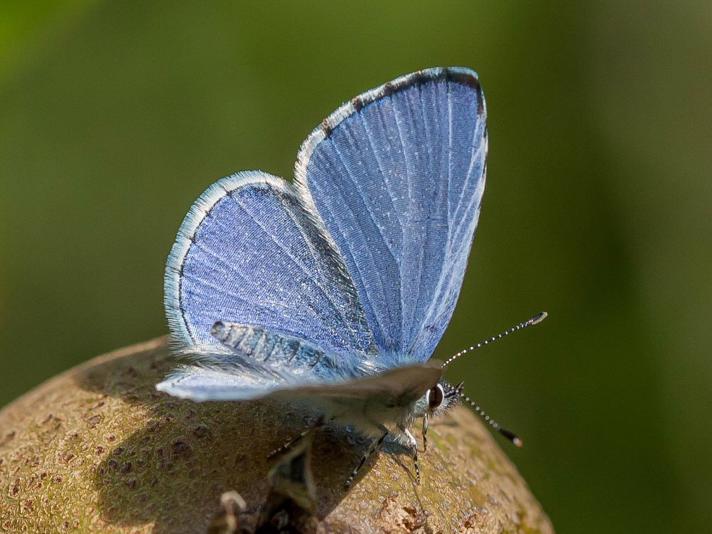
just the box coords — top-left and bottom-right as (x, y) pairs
(529, 311), (548, 325)
(499, 428), (524, 447)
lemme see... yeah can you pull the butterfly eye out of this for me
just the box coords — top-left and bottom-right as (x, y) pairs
(427, 384), (445, 409)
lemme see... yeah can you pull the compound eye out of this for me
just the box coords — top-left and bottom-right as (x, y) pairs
(427, 384), (444, 409)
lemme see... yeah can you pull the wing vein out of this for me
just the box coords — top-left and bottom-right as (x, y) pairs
(330, 140), (399, 261)
(308, 168), (394, 348)
(229, 192), (349, 331)
(279, 199), (363, 349)
(359, 108), (404, 231)
(390, 93), (411, 349)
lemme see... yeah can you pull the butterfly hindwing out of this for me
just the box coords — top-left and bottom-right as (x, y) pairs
(164, 172), (376, 359)
(156, 353), (287, 402)
(271, 361), (442, 404)
(158, 332), (441, 406)
(295, 67), (487, 361)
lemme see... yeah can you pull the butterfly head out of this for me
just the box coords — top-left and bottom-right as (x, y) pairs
(417, 380), (463, 419)
(407, 312), (547, 450)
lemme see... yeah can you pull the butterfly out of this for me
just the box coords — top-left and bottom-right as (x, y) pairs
(156, 67), (545, 486)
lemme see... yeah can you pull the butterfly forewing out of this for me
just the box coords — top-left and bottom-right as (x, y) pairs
(295, 68), (487, 361)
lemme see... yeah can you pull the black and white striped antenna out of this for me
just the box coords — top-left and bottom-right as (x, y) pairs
(461, 392), (523, 447)
(441, 311), (548, 368)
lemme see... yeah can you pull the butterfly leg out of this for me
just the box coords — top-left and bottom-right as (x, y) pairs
(344, 427), (389, 488)
(399, 426), (421, 485)
(422, 413), (429, 453)
(267, 416), (324, 460)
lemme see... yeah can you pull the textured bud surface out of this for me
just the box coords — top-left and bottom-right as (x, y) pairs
(0, 339), (554, 533)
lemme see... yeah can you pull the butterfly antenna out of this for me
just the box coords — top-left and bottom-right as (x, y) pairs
(442, 311), (548, 368)
(461, 392), (523, 448)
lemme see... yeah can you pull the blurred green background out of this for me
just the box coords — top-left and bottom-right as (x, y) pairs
(1, 1), (710, 532)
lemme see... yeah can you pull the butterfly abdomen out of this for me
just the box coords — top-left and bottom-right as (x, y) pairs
(211, 321), (338, 377)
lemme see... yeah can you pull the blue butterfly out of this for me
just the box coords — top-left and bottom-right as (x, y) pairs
(156, 67), (542, 486)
